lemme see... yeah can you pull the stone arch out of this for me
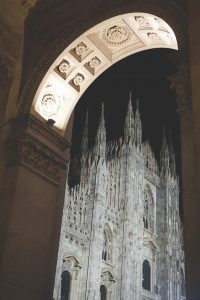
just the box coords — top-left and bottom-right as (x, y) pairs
(5, 2), (191, 300)
(18, 0), (186, 124)
(142, 259), (151, 291)
(25, 12), (178, 136)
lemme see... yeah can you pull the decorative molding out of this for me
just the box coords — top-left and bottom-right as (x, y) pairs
(19, 0), (187, 116)
(101, 24), (133, 47)
(27, 115), (70, 151)
(8, 135), (67, 185)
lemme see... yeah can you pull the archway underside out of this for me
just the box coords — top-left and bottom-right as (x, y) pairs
(30, 12), (177, 134)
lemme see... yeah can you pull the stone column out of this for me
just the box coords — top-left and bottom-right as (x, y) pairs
(0, 114), (70, 300)
(169, 61), (200, 299)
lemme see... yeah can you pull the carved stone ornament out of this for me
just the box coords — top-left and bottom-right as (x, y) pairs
(147, 32), (161, 42)
(73, 73), (84, 86)
(27, 115), (70, 151)
(63, 256), (82, 278)
(135, 16), (151, 29)
(102, 24), (133, 47)
(8, 135), (67, 185)
(101, 271), (115, 284)
(74, 42), (88, 56)
(39, 93), (60, 118)
(154, 17), (170, 33)
(88, 57), (101, 69)
(58, 59), (70, 74)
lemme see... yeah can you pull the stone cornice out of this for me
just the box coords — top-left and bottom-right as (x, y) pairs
(7, 115), (70, 185)
(7, 134), (68, 185)
(26, 114), (70, 151)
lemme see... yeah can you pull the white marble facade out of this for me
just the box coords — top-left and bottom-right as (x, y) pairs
(53, 99), (186, 300)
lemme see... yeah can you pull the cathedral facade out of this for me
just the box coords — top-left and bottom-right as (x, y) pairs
(53, 100), (185, 300)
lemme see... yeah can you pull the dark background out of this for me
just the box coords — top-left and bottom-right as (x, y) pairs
(71, 48), (180, 172)
(69, 47), (183, 218)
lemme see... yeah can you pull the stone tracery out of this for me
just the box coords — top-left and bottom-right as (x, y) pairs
(53, 99), (185, 300)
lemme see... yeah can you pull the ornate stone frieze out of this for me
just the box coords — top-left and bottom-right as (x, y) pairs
(7, 115), (69, 184)
(27, 115), (70, 151)
(8, 135), (67, 184)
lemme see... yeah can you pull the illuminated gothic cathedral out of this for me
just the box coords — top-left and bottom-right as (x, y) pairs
(53, 99), (185, 300)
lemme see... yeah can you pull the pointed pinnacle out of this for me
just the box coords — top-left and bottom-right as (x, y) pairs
(80, 110), (89, 155)
(124, 98), (134, 143)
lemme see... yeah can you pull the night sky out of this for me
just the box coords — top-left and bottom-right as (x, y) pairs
(71, 48), (180, 175)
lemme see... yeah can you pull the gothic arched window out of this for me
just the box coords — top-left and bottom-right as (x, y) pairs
(143, 186), (154, 232)
(100, 285), (107, 300)
(61, 270), (71, 300)
(102, 227), (112, 262)
(142, 260), (151, 291)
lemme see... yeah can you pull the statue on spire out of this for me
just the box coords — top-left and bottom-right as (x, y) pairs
(124, 91), (134, 144)
(94, 103), (106, 158)
(160, 127), (170, 177)
(134, 98), (142, 147)
(80, 110), (89, 157)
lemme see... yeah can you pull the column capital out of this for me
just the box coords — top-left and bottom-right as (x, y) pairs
(7, 114), (70, 185)
(167, 51), (191, 112)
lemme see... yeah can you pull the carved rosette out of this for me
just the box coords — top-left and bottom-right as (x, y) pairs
(135, 16), (152, 30)
(71, 42), (92, 62)
(147, 32), (161, 42)
(56, 59), (71, 78)
(88, 57), (101, 69)
(70, 73), (85, 92)
(101, 24), (133, 47)
(40, 93), (60, 117)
